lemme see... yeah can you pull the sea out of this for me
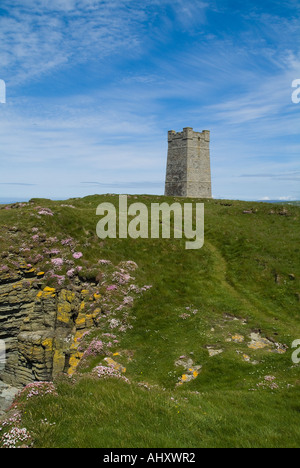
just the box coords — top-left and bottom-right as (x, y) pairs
(0, 198), (30, 205)
(0, 197), (299, 206)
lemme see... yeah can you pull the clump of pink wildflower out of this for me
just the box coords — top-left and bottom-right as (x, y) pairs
(49, 249), (60, 256)
(19, 382), (58, 400)
(128, 284), (152, 294)
(92, 365), (130, 384)
(52, 275), (65, 286)
(123, 296), (134, 306)
(112, 271), (132, 285)
(0, 412), (21, 430)
(32, 254), (44, 264)
(180, 313), (190, 320)
(38, 208), (54, 216)
(119, 260), (138, 271)
(109, 319), (120, 329)
(61, 238), (73, 246)
(81, 338), (106, 358)
(264, 375), (276, 382)
(1, 427), (32, 449)
(47, 236), (58, 244)
(73, 252), (83, 260)
(98, 259), (112, 265)
(51, 258), (63, 268)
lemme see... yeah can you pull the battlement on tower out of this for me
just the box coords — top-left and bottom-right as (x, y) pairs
(168, 127), (210, 142)
(165, 127), (212, 198)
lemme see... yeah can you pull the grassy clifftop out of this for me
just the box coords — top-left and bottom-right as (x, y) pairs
(0, 195), (299, 448)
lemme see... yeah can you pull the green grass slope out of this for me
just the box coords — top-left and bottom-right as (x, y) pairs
(0, 195), (299, 448)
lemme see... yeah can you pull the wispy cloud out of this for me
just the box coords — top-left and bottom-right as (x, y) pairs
(0, 1), (147, 85)
(239, 171), (300, 179)
(0, 182), (37, 186)
(0, 0), (213, 87)
(81, 181), (163, 188)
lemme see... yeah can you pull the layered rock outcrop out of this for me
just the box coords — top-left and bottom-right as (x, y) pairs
(0, 269), (99, 387)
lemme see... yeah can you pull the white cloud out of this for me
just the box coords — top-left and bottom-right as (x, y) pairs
(0, 1), (147, 85)
(0, 0), (217, 87)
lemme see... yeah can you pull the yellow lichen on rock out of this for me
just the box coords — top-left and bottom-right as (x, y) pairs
(175, 357), (202, 386)
(75, 303), (85, 327)
(85, 309), (99, 328)
(104, 357), (127, 373)
(68, 351), (84, 375)
(70, 330), (86, 350)
(24, 268), (36, 274)
(61, 289), (76, 303)
(57, 289), (77, 324)
(248, 333), (272, 350)
(44, 286), (56, 293)
(42, 338), (53, 351)
(232, 334), (245, 343)
(37, 286), (56, 298)
(75, 314), (86, 329)
(57, 301), (72, 324)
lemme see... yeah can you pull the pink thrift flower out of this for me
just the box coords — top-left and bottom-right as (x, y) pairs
(73, 252), (83, 259)
(51, 258), (64, 268)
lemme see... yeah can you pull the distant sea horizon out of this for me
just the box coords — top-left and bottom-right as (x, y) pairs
(0, 197), (299, 205)
(0, 197), (30, 204)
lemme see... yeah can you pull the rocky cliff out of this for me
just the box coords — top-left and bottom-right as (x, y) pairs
(0, 265), (102, 386)
(0, 198), (152, 393)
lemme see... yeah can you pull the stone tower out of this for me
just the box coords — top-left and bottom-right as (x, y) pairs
(165, 127), (212, 198)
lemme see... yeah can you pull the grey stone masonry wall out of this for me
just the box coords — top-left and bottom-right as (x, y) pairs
(165, 127), (212, 198)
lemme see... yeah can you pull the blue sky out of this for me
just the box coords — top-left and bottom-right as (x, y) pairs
(0, 0), (299, 201)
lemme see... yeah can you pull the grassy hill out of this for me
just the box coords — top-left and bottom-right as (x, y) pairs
(0, 195), (299, 448)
